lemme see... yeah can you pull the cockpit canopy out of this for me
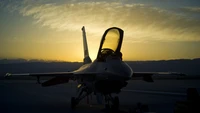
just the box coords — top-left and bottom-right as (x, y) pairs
(97, 27), (123, 61)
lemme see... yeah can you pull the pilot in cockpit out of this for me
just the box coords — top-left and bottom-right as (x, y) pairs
(98, 48), (122, 61)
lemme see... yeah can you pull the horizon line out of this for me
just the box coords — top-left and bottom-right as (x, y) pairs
(0, 58), (200, 63)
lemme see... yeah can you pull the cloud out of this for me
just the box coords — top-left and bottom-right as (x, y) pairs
(180, 7), (200, 13)
(3, 0), (200, 42)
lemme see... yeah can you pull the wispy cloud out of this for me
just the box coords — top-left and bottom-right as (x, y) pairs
(181, 7), (200, 13)
(3, 0), (200, 42)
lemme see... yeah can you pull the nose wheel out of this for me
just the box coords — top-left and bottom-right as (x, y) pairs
(103, 94), (120, 112)
(71, 97), (79, 109)
(111, 96), (119, 110)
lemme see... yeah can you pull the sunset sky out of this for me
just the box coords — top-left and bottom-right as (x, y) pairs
(0, 0), (200, 62)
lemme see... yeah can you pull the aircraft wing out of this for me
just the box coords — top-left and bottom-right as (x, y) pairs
(132, 72), (186, 82)
(5, 71), (97, 87)
(5, 71), (98, 77)
(5, 72), (73, 77)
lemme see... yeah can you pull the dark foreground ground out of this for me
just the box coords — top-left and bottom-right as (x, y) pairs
(1, 79), (200, 113)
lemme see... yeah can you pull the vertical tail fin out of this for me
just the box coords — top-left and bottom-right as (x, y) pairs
(82, 26), (92, 64)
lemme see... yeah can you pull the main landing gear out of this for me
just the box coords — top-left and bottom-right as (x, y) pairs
(71, 92), (120, 112)
(70, 84), (120, 112)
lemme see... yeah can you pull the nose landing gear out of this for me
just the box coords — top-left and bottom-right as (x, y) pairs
(71, 97), (78, 109)
(103, 94), (120, 112)
(70, 85), (92, 109)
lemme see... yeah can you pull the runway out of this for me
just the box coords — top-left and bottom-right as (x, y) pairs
(1, 79), (200, 113)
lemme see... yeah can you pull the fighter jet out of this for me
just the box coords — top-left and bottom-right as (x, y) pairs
(5, 26), (183, 110)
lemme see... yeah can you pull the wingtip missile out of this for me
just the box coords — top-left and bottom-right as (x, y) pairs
(4, 73), (12, 78)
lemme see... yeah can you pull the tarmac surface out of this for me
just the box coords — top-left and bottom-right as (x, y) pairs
(1, 79), (200, 113)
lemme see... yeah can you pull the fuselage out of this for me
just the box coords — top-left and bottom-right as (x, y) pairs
(75, 54), (133, 94)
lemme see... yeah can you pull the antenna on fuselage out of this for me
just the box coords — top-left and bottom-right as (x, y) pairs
(82, 26), (92, 64)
